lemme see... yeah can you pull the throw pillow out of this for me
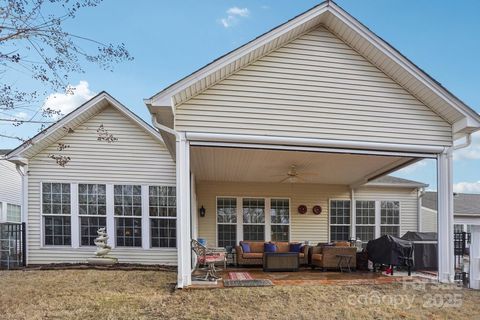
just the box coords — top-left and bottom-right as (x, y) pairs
(264, 242), (277, 253)
(240, 242), (251, 253)
(289, 243), (302, 253)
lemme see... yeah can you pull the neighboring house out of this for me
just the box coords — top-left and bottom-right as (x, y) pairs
(421, 192), (480, 233)
(6, 1), (480, 288)
(0, 150), (22, 223)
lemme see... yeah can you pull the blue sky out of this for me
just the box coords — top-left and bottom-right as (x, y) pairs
(2, 0), (480, 192)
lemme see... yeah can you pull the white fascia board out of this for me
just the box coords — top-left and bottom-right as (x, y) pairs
(9, 92), (166, 159)
(328, 2), (480, 124)
(364, 182), (427, 189)
(148, 3), (329, 106)
(186, 132), (445, 154)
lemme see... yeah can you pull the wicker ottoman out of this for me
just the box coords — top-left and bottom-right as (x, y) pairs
(263, 252), (299, 272)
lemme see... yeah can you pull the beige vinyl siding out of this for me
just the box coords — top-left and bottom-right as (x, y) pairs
(196, 181), (420, 246)
(0, 159), (21, 206)
(355, 187), (419, 236)
(196, 181), (349, 245)
(176, 26), (452, 147)
(421, 207), (438, 232)
(27, 106), (177, 265)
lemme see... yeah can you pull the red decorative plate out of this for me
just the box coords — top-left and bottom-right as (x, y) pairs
(313, 205), (322, 215)
(298, 205), (307, 214)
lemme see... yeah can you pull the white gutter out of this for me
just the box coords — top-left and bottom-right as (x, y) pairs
(453, 133), (472, 150)
(185, 132), (446, 154)
(151, 116), (179, 139)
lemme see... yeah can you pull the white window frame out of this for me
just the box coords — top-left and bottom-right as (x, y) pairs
(270, 198), (291, 242)
(328, 199), (352, 242)
(113, 184), (143, 248)
(40, 182), (73, 247)
(78, 183), (107, 247)
(216, 197), (238, 248)
(6, 203), (22, 223)
(355, 200), (376, 244)
(148, 185), (177, 248)
(379, 200), (401, 237)
(242, 197), (267, 242)
(215, 196), (291, 246)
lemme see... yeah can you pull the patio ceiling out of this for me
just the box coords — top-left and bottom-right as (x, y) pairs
(190, 146), (417, 186)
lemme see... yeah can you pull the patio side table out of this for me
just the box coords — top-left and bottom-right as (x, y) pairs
(263, 252), (299, 272)
(336, 254), (352, 272)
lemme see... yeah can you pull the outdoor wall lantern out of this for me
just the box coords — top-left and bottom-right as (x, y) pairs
(199, 206), (206, 218)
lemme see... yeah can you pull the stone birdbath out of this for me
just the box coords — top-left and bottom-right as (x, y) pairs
(87, 227), (118, 265)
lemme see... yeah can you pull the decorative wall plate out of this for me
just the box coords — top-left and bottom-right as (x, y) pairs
(313, 205), (322, 215)
(298, 205), (307, 214)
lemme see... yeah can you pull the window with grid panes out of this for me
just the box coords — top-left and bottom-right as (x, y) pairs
(355, 200), (376, 244)
(42, 183), (71, 246)
(149, 186), (176, 248)
(79, 184), (106, 246)
(329, 200), (351, 241)
(217, 197), (237, 248)
(114, 185), (142, 247)
(243, 198), (265, 241)
(270, 199), (289, 241)
(380, 201), (400, 237)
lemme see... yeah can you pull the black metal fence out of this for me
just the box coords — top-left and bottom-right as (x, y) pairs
(454, 231), (470, 286)
(0, 222), (26, 269)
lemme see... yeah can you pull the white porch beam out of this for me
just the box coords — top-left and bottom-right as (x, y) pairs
(470, 225), (480, 289)
(186, 132), (445, 154)
(437, 148), (455, 283)
(176, 132), (192, 288)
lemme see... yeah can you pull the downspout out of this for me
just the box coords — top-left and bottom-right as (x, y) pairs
(454, 133), (472, 150)
(15, 163), (28, 266)
(417, 187), (426, 232)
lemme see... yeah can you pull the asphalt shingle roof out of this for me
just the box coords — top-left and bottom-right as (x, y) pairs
(422, 191), (480, 215)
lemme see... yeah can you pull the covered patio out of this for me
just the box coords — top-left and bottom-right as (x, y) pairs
(144, 1), (480, 289)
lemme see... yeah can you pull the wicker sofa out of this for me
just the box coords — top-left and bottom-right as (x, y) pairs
(235, 241), (309, 266)
(310, 243), (357, 271)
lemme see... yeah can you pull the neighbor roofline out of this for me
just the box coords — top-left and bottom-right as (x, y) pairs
(7, 92), (165, 160)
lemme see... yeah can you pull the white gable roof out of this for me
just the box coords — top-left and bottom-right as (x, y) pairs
(7, 92), (165, 163)
(146, 1), (480, 137)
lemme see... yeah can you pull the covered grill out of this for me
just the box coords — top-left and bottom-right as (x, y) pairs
(401, 232), (437, 270)
(366, 235), (414, 272)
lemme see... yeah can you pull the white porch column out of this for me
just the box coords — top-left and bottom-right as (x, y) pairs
(437, 148), (455, 283)
(176, 132), (192, 288)
(470, 225), (480, 289)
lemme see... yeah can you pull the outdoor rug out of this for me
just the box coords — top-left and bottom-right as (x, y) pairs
(223, 279), (274, 287)
(228, 272), (254, 281)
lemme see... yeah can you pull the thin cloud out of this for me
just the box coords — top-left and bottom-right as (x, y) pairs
(220, 7), (250, 28)
(453, 181), (480, 193)
(43, 81), (95, 119)
(454, 132), (480, 161)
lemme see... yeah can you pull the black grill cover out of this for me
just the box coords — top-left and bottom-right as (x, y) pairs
(401, 232), (438, 269)
(366, 235), (413, 266)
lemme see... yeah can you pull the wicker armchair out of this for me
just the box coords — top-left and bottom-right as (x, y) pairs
(310, 245), (356, 271)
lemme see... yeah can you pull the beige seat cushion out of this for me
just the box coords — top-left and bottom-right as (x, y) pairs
(312, 253), (323, 262)
(335, 241), (351, 247)
(243, 253), (263, 259)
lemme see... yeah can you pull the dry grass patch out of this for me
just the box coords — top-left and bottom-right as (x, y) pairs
(0, 269), (479, 319)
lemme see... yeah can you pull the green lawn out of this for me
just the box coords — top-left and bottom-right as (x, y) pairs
(0, 269), (479, 319)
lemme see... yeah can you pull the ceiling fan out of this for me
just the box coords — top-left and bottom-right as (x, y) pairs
(279, 165), (306, 183)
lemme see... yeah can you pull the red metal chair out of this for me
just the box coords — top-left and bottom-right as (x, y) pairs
(191, 239), (226, 281)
